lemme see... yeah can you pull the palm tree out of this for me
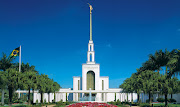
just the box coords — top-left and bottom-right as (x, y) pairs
(20, 71), (37, 105)
(167, 49), (180, 77)
(120, 73), (142, 103)
(0, 53), (14, 105)
(0, 71), (7, 105)
(46, 78), (54, 103)
(119, 78), (134, 103)
(140, 70), (160, 105)
(53, 82), (61, 102)
(168, 77), (179, 99)
(5, 68), (20, 107)
(37, 74), (48, 104)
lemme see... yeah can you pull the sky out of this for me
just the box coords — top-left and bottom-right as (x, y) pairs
(0, 0), (180, 88)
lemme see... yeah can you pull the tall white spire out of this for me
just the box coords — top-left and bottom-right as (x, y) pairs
(88, 3), (93, 41)
(87, 4), (95, 64)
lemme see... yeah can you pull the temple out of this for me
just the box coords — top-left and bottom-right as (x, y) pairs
(15, 4), (180, 104)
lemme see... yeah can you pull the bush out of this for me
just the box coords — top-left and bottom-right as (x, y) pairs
(57, 100), (65, 106)
(116, 99), (121, 105)
(168, 98), (176, 103)
(108, 101), (116, 105)
(132, 103), (139, 106)
(44, 99), (47, 104)
(157, 98), (165, 102)
(36, 99), (39, 104)
(146, 98), (153, 103)
(66, 101), (70, 105)
(4, 98), (9, 104)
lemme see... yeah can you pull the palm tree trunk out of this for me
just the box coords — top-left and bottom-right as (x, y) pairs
(33, 89), (34, 104)
(165, 93), (168, 107)
(48, 93), (50, 103)
(41, 92), (43, 104)
(149, 92), (151, 105)
(28, 88), (31, 105)
(131, 93), (133, 103)
(1, 89), (5, 105)
(54, 92), (56, 103)
(126, 93), (128, 102)
(8, 87), (13, 107)
(137, 93), (140, 103)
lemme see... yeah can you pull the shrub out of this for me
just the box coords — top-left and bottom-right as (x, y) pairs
(168, 98), (176, 103)
(66, 101), (70, 105)
(4, 98), (9, 104)
(157, 98), (165, 102)
(116, 99), (121, 105)
(146, 98), (153, 103)
(44, 99), (47, 104)
(57, 100), (65, 106)
(36, 99), (39, 104)
(108, 101), (116, 105)
(132, 103), (138, 106)
(19, 100), (24, 104)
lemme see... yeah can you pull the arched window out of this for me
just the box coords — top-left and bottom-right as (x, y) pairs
(90, 54), (92, 62)
(90, 45), (92, 51)
(87, 71), (95, 90)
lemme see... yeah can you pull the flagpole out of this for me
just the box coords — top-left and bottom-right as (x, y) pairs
(19, 45), (21, 72)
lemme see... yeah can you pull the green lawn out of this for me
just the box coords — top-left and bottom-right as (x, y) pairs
(140, 103), (180, 107)
(153, 103), (180, 107)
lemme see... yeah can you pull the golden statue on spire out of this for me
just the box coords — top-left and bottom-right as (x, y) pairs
(88, 3), (93, 14)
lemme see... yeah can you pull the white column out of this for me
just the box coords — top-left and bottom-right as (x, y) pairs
(18, 91), (20, 98)
(105, 93), (107, 102)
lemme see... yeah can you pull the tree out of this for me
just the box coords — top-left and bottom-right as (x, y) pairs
(0, 53), (14, 105)
(46, 78), (54, 103)
(119, 77), (134, 103)
(169, 77), (179, 99)
(37, 74), (48, 104)
(139, 49), (180, 78)
(132, 73), (143, 103)
(0, 71), (7, 105)
(5, 68), (20, 107)
(167, 49), (180, 77)
(140, 70), (160, 105)
(20, 71), (37, 105)
(52, 82), (61, 102)
(158, 75), (179, 107)
(0, 53), (14, 71)
(120, 73), (142, 103)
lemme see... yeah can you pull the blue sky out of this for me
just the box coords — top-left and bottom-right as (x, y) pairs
(0, 0), (180, 88)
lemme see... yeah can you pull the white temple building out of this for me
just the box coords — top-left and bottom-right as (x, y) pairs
(32, 4), (137, 103)
(16, 4), (180, 103)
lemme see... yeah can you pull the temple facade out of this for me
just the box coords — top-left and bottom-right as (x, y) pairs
(15, 4), (180, 104)
(32, 4), (136, 103)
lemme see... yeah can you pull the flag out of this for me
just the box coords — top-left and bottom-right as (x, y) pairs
(10, 47), (20, 58)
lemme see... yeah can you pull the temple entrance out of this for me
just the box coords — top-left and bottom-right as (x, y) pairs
(87, 71), (95, 90)
(83, 93), (96, 101)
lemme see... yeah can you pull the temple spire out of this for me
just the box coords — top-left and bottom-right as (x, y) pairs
(88, 3), (93, 41)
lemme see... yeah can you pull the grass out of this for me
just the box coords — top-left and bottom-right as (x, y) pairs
(140, 103), (180, 107)
(153, 103), (180, 107)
